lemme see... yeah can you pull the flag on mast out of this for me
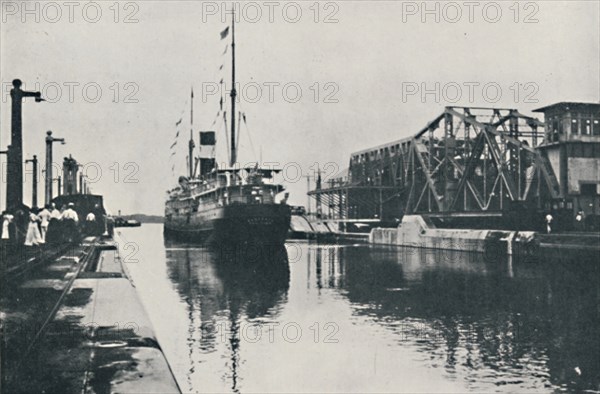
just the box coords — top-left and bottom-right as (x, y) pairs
(220, 26), (229, 39)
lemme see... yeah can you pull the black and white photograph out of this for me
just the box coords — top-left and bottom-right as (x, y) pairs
(1, 1), (599, 392)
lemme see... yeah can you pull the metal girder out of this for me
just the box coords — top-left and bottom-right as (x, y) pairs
(412, 139), (443, 211)
(410, 107), (553, 214)
(310, 105), (561, 220)
(415, 113), (445, 138)
(445, 107), (539, 154)
(536, 154), (561, 199)
(483, 131), (517, 201)
(448, 132), (486, 210)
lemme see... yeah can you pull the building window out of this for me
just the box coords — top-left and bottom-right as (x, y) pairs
(572, 118), (579, 135)
(551, 118), (559, 142)
(593, 119), (600, 136)
(584, 119), (592, 135)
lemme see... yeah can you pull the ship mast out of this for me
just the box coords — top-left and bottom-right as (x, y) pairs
(229, 12), (237, 167)
(189, 87), (195, 178)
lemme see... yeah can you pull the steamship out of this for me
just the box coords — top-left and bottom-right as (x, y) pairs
(164, 17), (291, 244)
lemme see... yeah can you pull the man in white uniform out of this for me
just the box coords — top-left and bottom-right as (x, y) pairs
(85, 211), (96, 236)
(46, 203), (62, 244)
(545, 213), (553, 234)
(2, 212), (14, 241)
(61, 203), (80, 242)
(37, 205), (52, 242)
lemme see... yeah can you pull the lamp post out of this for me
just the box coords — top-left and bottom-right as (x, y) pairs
(25, 155), (38, 208)
(54, 177), (62, 196)
(8, 79), (44, 210)
(45, 131), (65, 206)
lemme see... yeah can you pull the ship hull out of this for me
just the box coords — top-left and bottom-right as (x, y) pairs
(164, 203), (291, 245)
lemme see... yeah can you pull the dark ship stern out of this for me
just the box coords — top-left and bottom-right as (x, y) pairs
(213, 203), (291, 245)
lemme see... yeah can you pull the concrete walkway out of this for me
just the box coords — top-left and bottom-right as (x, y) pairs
(1, 239), (180, 393)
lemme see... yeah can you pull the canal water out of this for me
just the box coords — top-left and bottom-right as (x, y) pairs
(115, 224), (599, 393)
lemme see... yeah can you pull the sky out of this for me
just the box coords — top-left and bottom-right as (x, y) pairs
(1, 0), (599, 215)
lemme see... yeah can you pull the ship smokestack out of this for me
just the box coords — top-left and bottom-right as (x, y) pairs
(199, 131), (216, 177)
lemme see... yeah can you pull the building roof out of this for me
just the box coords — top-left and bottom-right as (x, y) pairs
(532, 102), (600, 113)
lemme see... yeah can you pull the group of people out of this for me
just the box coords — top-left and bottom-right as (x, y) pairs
(544, 209), (588, 233)
(1, 202), (104, 248)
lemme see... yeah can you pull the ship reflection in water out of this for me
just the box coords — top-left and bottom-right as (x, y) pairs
(117, 225), (599, 393)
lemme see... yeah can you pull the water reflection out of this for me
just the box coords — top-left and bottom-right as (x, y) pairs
(163, 240), (289, 393)
(307, 245), (600, 392)
(119, 226), (599, 393)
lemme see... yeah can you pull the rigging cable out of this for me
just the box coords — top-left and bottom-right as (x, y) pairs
(236, 111), (242, 162)
(223, 111), (230, 165)
(236, 100), (258, 163)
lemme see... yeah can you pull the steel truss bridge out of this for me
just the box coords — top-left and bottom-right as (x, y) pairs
(309, 106), (560, 228)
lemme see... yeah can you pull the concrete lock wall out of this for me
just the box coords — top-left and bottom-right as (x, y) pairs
(369, 215), (538, 257)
